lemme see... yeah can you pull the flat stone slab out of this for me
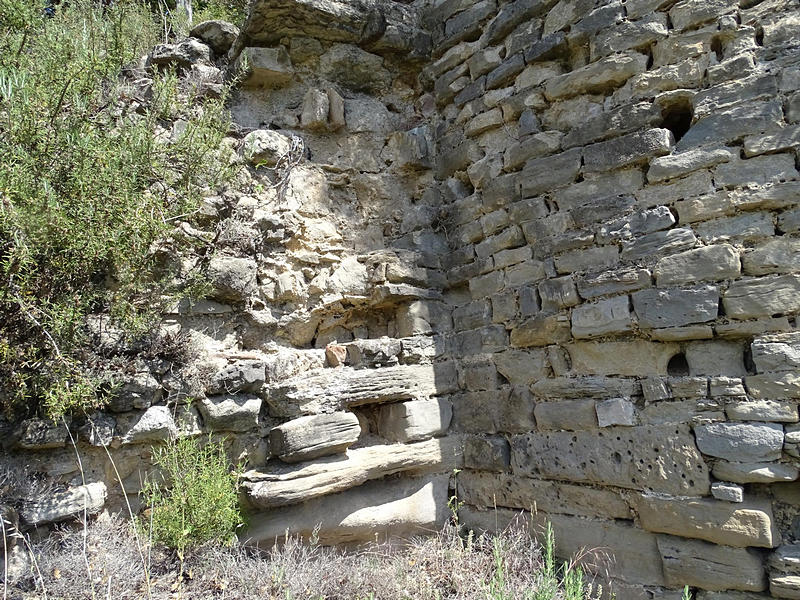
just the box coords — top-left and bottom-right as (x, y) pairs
(695, 421), (784, 462)
(266, 363), (455, 417)
(20, 482), (107, 526)
(244, 437), (463, 508)
(242, 474), (450, 547)
(510, 424), (710, 495)
(630, 494), (779, 548)
(712, 461), (799, 484)
(270, 412), (361, 463)
(657, 534), (767, 591)
(377, 398), (452, 442)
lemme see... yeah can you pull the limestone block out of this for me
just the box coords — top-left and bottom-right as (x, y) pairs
(567, 341), (680, 376)
(244, 437), (462, 508)
(207, 255), (258, 303)
(484, 0), (548, 46)
(590, 13), (667, 59)
(553, 245), (619, 274)
(596, 398), (636, 427)
(621, 228), (697, 261)
(108, 370), (162, 412)
(524, 32), (569, 63)
(519, 148), (582, 196)
(684, 340), (746, 377)
(511, 424), (710, 495)
(464, 435), (511, 471)
(492, 349), (550, 386)
(669, 0), (737, 31)
(632, 286), (719, 329)
(711, 481), (744, 503)
(300, 87), (329, 130)
(486, 53), (525, 90)
(377, 398), (452, 443)
(723, 275), (800, 319)
(563, 101), (661, 149)
(243, 475), (450, 547)
(14, 418), (67, 450)
(239, 46), (293, 87)
(544, 51), (648, 100)
(510, 313), (571, 348)
(346, 338), (402, 368)
(387, 127), (431, 170)
(636, 170), (713, 209)
(677, 100), (784, 150)
(656, 535), (767, 591)
(648, 148), (734, 183)
(532, 376), (640, 399)
(746, 373), (800, 399)
(457, 471), (632, 519)
(453, 300), (492, 331)
(554, 168), (644, 211)
(726, 400), (798, 423)
(539, 276), (579, 310)
(597, 206), (675, 243)
(710, 377), (746, 397)
(319, 44), (390, 93)
(630, 55), (707, 96)
(583, 128), (673, 173)
(197, 395), (261, 432)
(714, 154), (799, 188)
(148, 38), (211, 68)
(712, 461), (799, 484)
(270, 412), (360, 463)
(752, 333), (800, 373)
(535, 400), (597, 430)
(189, 20), (239, 55)
(118, 406), (178, 445)
(460, 507), (667, 586)
(503, 131), (563, 170)
(770, 545), (800, 599)
(441, 0), (496, 50)
(745, 125), (800, 157)
(20, 482), (106, 526)
(630, 494), (779, 548)
(469, 271), (504, 299)
(266, 363), (452, 417)
(693, 75), (778, 120)
(571, 296), (632, 339)
(744, 239), (800, 276)
(207, 360), (266, 395)
(577, 267), (651, 299)
(654, 244), (740, 286)
(694, 422), (784, 462)
(451, 387), (536, 434)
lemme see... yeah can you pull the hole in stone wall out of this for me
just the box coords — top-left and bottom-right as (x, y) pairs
(711, 36), (724, 62)
(660, 100), (693, 143)
(744, 348), (757, 375)
(667, 353), (690, 376)
(755, 26), (765, 46)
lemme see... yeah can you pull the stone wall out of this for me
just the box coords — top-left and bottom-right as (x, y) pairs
(428, 0), (800, 597)
(4, 0), (800, 596)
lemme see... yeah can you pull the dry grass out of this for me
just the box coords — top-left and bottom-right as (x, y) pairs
(5, 512), (601, 600)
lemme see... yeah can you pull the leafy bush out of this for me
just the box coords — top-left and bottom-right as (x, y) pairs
(140, 436), (243, 555)
(0, 0), (233, 418)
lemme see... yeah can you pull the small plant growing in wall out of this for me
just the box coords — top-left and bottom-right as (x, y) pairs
(140, 436), (243, 558)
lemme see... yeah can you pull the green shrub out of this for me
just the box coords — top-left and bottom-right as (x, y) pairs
(0, 0), (234, 418)
(140, 436), (243, 555)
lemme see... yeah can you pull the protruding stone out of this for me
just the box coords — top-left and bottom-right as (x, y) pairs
(197, 395), (261, 432)
(270, 412), (361, 463)
(377, 399), (452, 443)
(118, 406), (178, 445)
(695, 422), (784, 462)
(241, 129), (294, 167)
(189, 20), (239, 55)
(20, 482), (107, 526)
(239, 46), (294, 87)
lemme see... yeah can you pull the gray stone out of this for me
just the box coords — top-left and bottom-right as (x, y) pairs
(451, 387), (536, 434)
(577, 267), (651, 299)
(241, 129), (293, 167)
(510, 313), (571, 347)
(584, 129), (672, 173)
(571, 296), (632, 339)
(464, 435), (511, 471)
(239, 46), (293, 87)
(535, 400), (597, 430)
(723, 275), (800, 319)
(632, 286), (719, 329)
(597, 206), (675, 243)
(207, 256), (258, 303)
(657, 534), (767, 591)
(726, 400), (798, 422)
(532, 376), (640, 399)
(648, 148), (735, 183)
(621, 228), (697, 261)
(270, 412), (360, 463)
(108, 372), (162, 413)
(630, 494), (779, 548)
(243, 475), (449, 547)
(119, 406), (178, 445)
(189, 20), (239, 55)
(695, 422), (784, 462)
(15, 418), (67, 450)
(207, 360), (266, 395)
(511, 424), (709, 495)
(544, 51), (648, 100)
(752, 332), (800, 373)
(553, 245), (619, 274)
(567, 340), (679, 376)
(669, 0), (737, 30)
(590, 13), (667, 59)
(744, 125), (800, 158)
(712, 461), (799, 484)
(20, 482), (107, 526)
(714, 154), (799, 188)
(197, 395), (261, 432)
(685, 340), (746, 377)
(743, 239), (800, 276)
(245, 438), (462, 508)
(654, 244), (740, 286)
(539, 276), (579, 310)
(148, 38), (211, 68)
(519, 148), (582, 196)
(745, 373), (800, 400)
(711, 481), (744, 503)
(457, 471), (631, 519)
(493, 349), (550, 386)
(377, 398), (452, 443)
(596, 398), (636, 427)
(503, 131), (563, 170)
(677, 100), (784, 150)
(318, 44), (390, 93)
(524, 32), (569, 63)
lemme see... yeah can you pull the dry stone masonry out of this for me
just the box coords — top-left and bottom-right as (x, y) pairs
(3, 0), (800, 597)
